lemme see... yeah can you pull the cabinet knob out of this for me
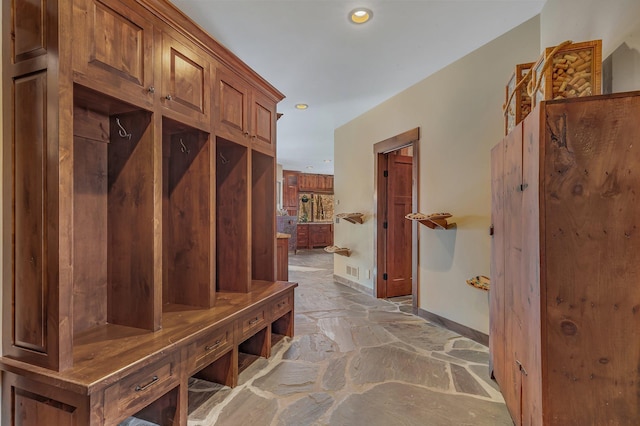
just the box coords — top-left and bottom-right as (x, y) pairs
(243, 131), (250, 137)
(147, 86), (155, 94)
(165, 94), (173, 101)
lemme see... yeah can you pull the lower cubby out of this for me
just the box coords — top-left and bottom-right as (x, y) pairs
(119, 387), (180, 426)
(271, 311), (293, 347)
(238, 327), (270, 374)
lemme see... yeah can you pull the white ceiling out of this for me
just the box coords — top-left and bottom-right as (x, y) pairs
(171, 0), (545, 175)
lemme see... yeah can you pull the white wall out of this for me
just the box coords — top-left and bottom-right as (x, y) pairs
(334, 17), (540, 333)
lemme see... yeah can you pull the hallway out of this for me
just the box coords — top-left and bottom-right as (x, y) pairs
(187, 250), (512, 425)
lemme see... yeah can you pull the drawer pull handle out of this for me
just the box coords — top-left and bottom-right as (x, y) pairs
(205, 339), (223, 351)
(135, 375), (159, 392)
(278, 301), (286, 307)
(249, 317), (260, 325)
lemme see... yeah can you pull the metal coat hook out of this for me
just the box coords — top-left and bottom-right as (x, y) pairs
(115, 118), (132, 140)
(219, 152), (230, 165)
(179, 138), (190, 155)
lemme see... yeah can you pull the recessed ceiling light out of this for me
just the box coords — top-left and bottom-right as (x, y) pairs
(349, 8), (372, 24)
(324, 159), (332, 163)
(306, 165), (314, 170)
(295, 103), (309, 110)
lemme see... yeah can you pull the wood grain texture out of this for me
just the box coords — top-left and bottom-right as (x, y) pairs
(215, 66), (248, 142)
(107, 110), (158, 331)
(13, 0), (47, 62)
(72, 0), (155, 110)
(161, 30), (211, 129)
(489, 138), (505, 380)
(251, 90), (275, 152)
(13, 72), (48, 354)
(164, 125), (214, 308)
(492, 92), (640, 425)
(251, 151), (276, 281)
(216, 138), (250, 292)
(521, 107), (543, 424)
(543, 94), (640, 424)
(502, 119), (524, 424)
(386, 153), (412, 298)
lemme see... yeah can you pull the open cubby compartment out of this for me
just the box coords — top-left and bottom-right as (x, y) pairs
(192, 348), (236, 388)
(216, 137), (251, 292)
(162, 118), (214, 308)
(251, 150), (276, 281)
(271, 311), (293, 347)
(237, 327), (270, 374)
(120, 386), (180, 426)
(72, 85), (159, 336)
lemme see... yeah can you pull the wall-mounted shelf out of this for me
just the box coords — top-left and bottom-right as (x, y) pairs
(324, 245), (351, 257)
(405, 212), (456, 230)
(466, 275), (490, 292)
(336, 212), (364, 224)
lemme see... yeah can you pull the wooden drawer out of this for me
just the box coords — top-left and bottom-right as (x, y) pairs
(187, 323), (234, 374)
(271, 293), (292, 320)
(103, 356), (179, 425)
(238, 307), (267, 342)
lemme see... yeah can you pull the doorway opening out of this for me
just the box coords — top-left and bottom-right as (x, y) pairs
(374, 128), (419, 311)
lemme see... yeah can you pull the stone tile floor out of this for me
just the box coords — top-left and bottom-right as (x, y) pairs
(187, 250), (512, 425)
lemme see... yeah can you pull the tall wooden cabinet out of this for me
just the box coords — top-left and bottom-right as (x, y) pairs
(490, 91), (640, 425)
(1, 0), (295, 424)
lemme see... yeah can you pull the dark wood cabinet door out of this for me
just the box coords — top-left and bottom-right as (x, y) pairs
(251, 90), (276, 154)
(161, 32), (211, 129)
(283, 171), (299, 211)
(296, 224), (309, 249)
(215, 67), (250, 143)
(73, 0), (155, 108)
(309, 224), (333, 248)
(298, 174), (318, 191)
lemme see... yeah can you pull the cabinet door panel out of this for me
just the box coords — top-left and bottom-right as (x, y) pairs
(251, 91), (276, 153)
(161, 33), (210, 128)
(489, 140), (505, 383)
(502, 122), (524, 424)
(74, 0), (154, 108)
(520, 102), (542, 425)
(13, 0), (47, 62)
(543, 95), (640, 424)
(215, 68), (249, 142)
(13, 73), (47, 354)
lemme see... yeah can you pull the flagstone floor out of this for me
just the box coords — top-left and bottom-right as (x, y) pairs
(186, 249), (512, 426)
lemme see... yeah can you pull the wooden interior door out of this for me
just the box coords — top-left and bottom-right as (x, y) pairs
(383, 151), (413, 298)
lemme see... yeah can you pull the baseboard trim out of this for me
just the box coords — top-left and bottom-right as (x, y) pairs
(333, 274), (374, 296)
(416, 308), (489, 346)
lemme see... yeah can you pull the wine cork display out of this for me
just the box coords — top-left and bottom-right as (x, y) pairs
(531, 40), (602, 105)
(504, 62), (534, 135)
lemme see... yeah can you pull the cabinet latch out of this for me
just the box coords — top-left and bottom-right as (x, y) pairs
(489, 225), (494, 236)
(517, 183), (529, 192)
(515, 359), (528, 376)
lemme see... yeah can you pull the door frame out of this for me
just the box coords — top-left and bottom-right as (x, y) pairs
(373, 127), (419, 309)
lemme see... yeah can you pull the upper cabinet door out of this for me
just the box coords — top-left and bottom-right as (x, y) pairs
(251, 90), (276, 154)
(73, 0), (155, 108)
(215, 66), (250, 144)
(161, 32), (211, 130)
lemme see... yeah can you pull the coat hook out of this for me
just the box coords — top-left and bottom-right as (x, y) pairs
(115, 118), (132, 140)
(179, 138), (190, 154)
(219, 152), (229, 165)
